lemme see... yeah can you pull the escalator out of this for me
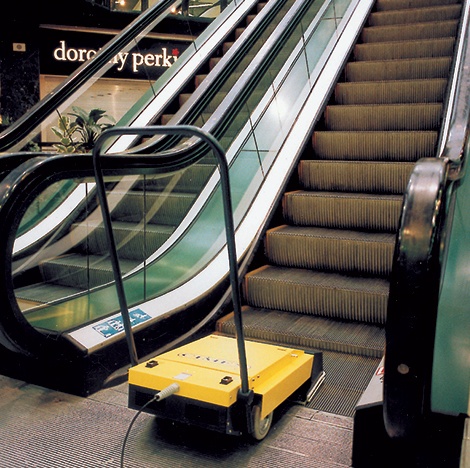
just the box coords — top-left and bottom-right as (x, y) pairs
(7, 0), (296, 258)
(0, 0), (332, 394)
(217, 0), (462, 418)
(0, 6), (467, 463)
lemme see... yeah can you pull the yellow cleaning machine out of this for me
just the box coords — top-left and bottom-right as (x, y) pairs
(93, 126), (324, 440)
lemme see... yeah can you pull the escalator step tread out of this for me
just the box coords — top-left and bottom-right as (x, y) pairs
(15, 283), (85, 304)
(312, 130), (438, 161)
(244, 265), (389, 324)
(361, 20), (459, 43)
(265, 225), (395, 275)
(324, 103), (443, 131)
(354, 37), (456, 61)
(345, 56), (453, 82)
(73, 219), (174, 234)
(283, 190), (403, 231)
(216, 306), (384, 357)
(306, 351), (382, 416)
(368, 4), (462, 27)
(375, 0), (460, 11)
(299, 160), (414, 194)
(41, 253), (139, 271)
(334, 78), (447, 105)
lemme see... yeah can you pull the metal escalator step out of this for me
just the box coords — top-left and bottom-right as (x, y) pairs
(72, 221), (174, 260)
(194, 74), (207, 88)
(354, 37), (455, 61)
(257, 2), (267, 13)
(15, 283), (85, 305)
(361, 20), (459, 43)
(160, 114), (173, 125)
(216, 306), (384, 357)
(243, 266), (389, 324)
(265, 226), (395, 276)
(299, 160), (414, 194)
(376, 0), (459, 12)
(334, 79), (447, 105)
(345, 56), (452, 82)
(134, 164), (215, 193)
(112, 191), (196, 226)
(40, 254), (140, 289)
(313, 130), (438, 161)
(368, 4), (462, 27)
(282, 191), (403, 231)
(307, 351), (381, 416)
(324, 103), (443, 131)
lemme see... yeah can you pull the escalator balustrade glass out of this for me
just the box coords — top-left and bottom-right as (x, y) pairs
(7, 0), (364, 347)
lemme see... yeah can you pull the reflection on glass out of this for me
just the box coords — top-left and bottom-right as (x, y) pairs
(13, 0), (360, 334)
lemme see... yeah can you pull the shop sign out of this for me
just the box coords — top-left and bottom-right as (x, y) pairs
(40, 28), (191, 80)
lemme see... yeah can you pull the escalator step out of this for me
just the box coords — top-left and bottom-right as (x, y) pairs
(361, 20), (459, 43)
(345, 56), (452, 82)
(324, 103), (442, 131)
(15, 283), (85, 305)
(40, 254), (140, 289)
(353, 37), (455, 61)
(243, 266), (389, 324)
(282, 191), (403, 231)
(265, 226), (395, 276)
(134, 164), (215, 193)
(112, 191), (196, 226)
(216, 306), (384, 357)
(368, 4), (462, 27)
(376, 0), (459, 12)
(334, 79), (447, 105)
(72, 220), (174, 260)
(312, 130), (438, 161)
(307, 351), (381, 417)
(298, 160), (414, 194)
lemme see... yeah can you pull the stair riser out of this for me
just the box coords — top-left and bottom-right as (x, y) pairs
(283, 193), (403, 231)
(376, 0), (459, 12)
(334, 80), (447, 105)
(345, 57), (452, 82)
(354, 38), (455, 61)
(313, 131), (438, 161)
(369, 5), (461, 27)
(361, 20), (459, 43)
(76, 228), (171, 260)
(265, 233), (394, 275)
(325, 104), (442, 131)
(113, 193), (196, 226)
(244, 276), (388, 324)
(299, 161), (414, 194)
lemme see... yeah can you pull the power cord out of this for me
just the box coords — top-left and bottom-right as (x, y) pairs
(120, 383), (180, 468)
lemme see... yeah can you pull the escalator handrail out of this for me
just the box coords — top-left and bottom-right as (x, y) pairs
(0, 0), (178, 153)
(0, 0), (373, 357)
(384, 158), (449, 440)
(13, 0), (313, 258)
(112, 0), (312, 154)
(383, 0), (470, 440)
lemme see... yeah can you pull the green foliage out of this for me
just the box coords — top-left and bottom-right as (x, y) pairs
(52, 106), (115, 153)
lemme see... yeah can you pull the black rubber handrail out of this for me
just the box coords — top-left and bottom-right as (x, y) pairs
(383, 0), (470, 440)
(0, 0), (178, 152)
(384, 158), (449, 440)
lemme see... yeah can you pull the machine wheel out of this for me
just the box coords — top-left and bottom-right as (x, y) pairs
(251, 404), (273, 440)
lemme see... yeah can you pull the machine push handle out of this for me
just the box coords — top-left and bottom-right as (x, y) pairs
(92, 125), (252, 395)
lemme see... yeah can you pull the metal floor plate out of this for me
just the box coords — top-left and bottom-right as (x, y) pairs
(0, 374), (353, 467)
